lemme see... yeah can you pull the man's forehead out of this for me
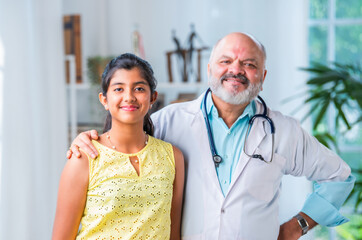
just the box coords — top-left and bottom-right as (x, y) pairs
(209, 32), (266, 63)
(214, 43), (261, 59)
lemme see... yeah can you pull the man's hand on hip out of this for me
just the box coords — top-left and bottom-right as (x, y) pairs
(278, 212), (317, 240)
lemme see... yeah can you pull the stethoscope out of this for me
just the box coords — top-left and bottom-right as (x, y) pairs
(202, 88), (275, 167)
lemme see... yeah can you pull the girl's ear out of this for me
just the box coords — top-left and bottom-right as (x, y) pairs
(150, 91), (158, 105)
(99, 93), (108, 110)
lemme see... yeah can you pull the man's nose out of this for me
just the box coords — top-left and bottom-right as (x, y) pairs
(229, 62), (245, 75)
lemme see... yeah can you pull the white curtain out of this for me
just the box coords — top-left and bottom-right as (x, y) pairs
(0, 0), (67, 239)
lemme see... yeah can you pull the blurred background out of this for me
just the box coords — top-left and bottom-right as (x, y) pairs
(0, 0), (361, 239)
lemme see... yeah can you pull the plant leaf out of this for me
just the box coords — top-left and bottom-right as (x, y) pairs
(307, 73), (343, 85)
(314, 132), (339, 151)
(314, 134), (330, 148)
(313, 100), (330, 130)
(305, 91), (330, 103)
(300, 102), (321, 123)
(333, 98), (352, 130)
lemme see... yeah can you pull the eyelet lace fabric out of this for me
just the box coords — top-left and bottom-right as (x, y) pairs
(76, 136), (175, 239)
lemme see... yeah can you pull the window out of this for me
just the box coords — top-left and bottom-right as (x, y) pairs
(308, 0), (362, 239)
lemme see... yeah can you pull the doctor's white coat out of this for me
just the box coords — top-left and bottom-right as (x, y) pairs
(151, 93), (350, 240)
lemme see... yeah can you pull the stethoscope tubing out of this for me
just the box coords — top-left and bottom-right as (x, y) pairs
(203, 89), (222, 165)
(202, 88), (275, 166)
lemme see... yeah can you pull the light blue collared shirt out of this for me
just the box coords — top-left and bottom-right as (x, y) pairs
(201, 92), (355, 226)
(203, 92), (256, 196)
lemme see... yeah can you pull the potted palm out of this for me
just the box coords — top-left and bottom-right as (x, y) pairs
(296, 62), (361, 239)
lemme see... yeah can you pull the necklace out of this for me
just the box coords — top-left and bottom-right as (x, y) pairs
(106, 132), (148, 163)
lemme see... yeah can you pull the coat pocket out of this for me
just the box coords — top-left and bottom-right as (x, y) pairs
(245, 152), (285, 202)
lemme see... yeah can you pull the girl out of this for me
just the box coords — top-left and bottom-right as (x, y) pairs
(52, 53), (184, 239)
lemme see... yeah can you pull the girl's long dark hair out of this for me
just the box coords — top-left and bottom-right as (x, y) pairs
(101, 53), (157, 136)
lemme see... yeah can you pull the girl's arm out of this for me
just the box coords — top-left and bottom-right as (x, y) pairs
(170, 146), (185, 240)
(52, 154), (89, 240)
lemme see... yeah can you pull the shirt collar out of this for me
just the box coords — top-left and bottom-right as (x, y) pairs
(204, 91), (256, 120)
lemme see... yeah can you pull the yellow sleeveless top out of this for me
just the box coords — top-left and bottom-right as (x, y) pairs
(76, 136), (175, 240)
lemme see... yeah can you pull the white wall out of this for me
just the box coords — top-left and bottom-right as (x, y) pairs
(0, 0), (68, 239)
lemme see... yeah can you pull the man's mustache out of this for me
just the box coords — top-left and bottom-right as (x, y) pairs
(220, 73), (249, 84)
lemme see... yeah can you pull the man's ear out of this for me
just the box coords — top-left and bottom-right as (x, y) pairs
(261, 69), (267, 91)
(207, 63), (210, 78)
(99, 93), (108, 110)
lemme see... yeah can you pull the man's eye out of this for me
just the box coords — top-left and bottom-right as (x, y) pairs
(244, 63), (256, 68)
(220, 60), (231, 64)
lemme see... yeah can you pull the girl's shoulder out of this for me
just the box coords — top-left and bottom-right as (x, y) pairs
(149, 136), (174, 153)
(149, 135), (171, 145)
(149, 136), (184, 169)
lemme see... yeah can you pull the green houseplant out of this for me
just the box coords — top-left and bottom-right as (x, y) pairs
(300, 63), (362, 146)
(296, 62), (361, 239)
(87, 56), (114, 85)
(298, 62), (361, 206)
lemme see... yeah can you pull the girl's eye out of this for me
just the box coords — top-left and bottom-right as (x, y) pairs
(114, 88), (123, 92)
(135, 87), (145, 92)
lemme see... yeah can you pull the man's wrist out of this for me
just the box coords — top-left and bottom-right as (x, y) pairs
(294, 213), (309, 236)
(278, 218), (302, 240)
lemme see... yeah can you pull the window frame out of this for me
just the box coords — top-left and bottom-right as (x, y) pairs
(308, 0), (362, 153)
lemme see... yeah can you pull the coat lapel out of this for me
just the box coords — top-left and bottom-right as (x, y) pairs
(227, 101), (268, 196)
(188, 95), (224, 198)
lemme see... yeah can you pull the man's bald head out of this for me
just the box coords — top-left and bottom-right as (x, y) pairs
(209, 32), (266, 64)
(206, 32), (268, 106)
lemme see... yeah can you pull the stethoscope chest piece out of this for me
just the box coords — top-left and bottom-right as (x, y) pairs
(213, 155), (222, 167)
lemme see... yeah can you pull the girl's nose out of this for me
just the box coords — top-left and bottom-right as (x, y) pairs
(124, 89), (136, 102)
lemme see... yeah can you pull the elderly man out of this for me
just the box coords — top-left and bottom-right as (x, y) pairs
(68, 32), (354, 240)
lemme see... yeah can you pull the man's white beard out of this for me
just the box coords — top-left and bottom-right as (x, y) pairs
(208, 75), (263, 105)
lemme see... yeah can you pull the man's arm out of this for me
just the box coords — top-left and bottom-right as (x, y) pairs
(275, 116), (355, 239)
(278, 174), (355, 239)
(301, 175), (355, 226)
(67, 130), (99, 159)
(278, 212), (317, 240)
